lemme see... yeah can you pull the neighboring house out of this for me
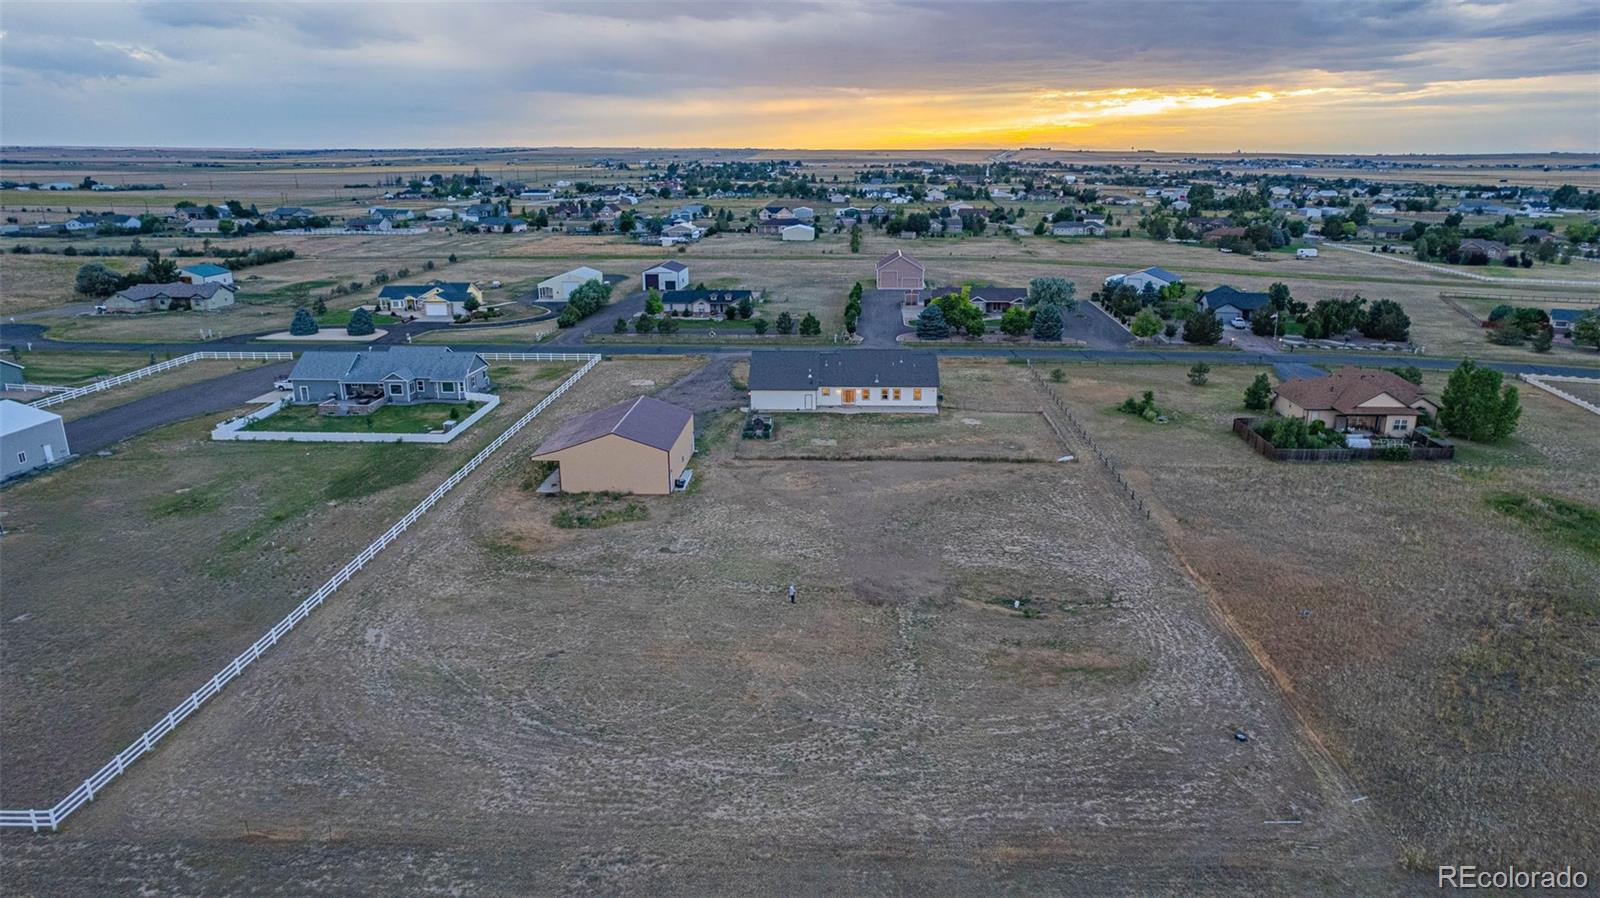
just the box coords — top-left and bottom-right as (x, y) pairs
(748, 349), (940, 414)
(642, 260), (689, 291)
(345, 216), (393, 232)
(285, 346), (490, 406)
(1052, 220), (1106, 237)
(1199, 285), (1272, 322)
(375, 280), (483, 318)
(63, 215), (99, 233)
(184, 219), (222, 234)
(659, 288), (754, 318)
(537, 267), (605, 302)
(780, 223), (816, 241)
(104, 282), (236, 313)
(476, 216), (528, 233)
(0, 359), (24, 387)
(178, 262), (235, 287)
(670, 203), (706, 221)
(268, 206), (315, 222)
(759, 205), (792, 220)
(1458, 238), (1510, 261)
(664, 221), (703, 240)
(0, 400), (71, 480)
(791, 206), (815, 220)
(755, 216), (803, 235)
(1550, 308), (1583, 336)
(368, 206), (414, 221)
(875, 250), (926, 291)
(457, 204), (497, 223)
(1106, 267), (1182, 293)
(531, 396), (694, 496)
(914, 286), (1028, 315)
(425, 207), (456, 221)
(1272, 367), (1438, 435)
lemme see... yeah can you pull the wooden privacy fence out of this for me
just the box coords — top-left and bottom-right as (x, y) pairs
(1025, 359), (1152, 520)
(0, 354), (602, 832)
(1232, 418), (1455, 462)
(27, 351), (294, 409)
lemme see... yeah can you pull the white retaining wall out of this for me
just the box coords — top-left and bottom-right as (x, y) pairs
(212, 393), (501, 443)
(0, 354), (602, 832)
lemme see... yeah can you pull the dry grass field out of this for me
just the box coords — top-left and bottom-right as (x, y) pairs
(1036, 360), (1600, 871)
(8, 227), (1595, 365)
(0, 357), (1415, 896)
(0, 358), (595, 806)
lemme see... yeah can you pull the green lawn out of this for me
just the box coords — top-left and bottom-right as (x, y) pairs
(247, 401), (481, 434)
(315, 309), (399, 327)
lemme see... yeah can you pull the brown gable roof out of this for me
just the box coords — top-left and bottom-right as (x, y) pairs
(1273, 367), (1429, 414)
(532, 396), (692, 457)
(875, 249), (924, 272)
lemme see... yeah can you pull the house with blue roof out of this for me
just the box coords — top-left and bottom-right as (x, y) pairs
(285, 347), (490, 406)
(1199, 285), (1272, 322)
(1105, 266), (1183, 294)
(374, 280), (483, 319)
(1550, 308), (1586, 337)
(178, 262), (234, 288)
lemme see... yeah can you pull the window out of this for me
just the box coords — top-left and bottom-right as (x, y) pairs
(388, 383), (403, 396)
(1392, 419), (1409, 432)
(913, 388), (923, 401)
(893, 388), (902, 400)
(16, 451), (25, 464)
(440, 381), (456, 394)
(880, 388), (889, 400)
(821, 387), (831, 396)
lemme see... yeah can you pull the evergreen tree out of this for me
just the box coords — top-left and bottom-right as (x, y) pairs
(614, 316), (628, 334)
(799, 313), (822, 336)
(915, 304), (950, 340)
(1244, 372), (1273, 410)
(1031, 302), (1063, 341)
(289, 307), (319, 336)
(775, 311), (795, 334)
(1183, 311), (1223, 344)
(346, 307), (375, 336)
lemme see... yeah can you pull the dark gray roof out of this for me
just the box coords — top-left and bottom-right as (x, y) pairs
(115, 282), (230, 301)
(533, 396), (692, 456)
(647, 260), (688, 273)
(377, 281), (474, 303)
(289, 347), (486, 384)
(1140, 266), (1183, 283)
(748, 350), (940, 391)
(1201, 285), (1271, 312)
(1550, 308), (1583, 323)
(660, 288), (753, 304)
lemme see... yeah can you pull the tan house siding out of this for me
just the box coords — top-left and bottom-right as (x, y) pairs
(534, 420), (693, 495)
(875, 257), (925, 290)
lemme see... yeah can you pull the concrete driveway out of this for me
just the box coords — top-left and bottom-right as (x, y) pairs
(64, 361), (293, 455)
(543, 290), (648, 345)
(857, 289), (912, 347)
(1062, 301), (1132, 349)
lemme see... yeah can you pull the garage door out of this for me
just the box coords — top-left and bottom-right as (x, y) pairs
(645, 273), (659, 289)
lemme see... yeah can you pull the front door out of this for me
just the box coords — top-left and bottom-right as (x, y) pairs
(42, 443), (54, 464)
(842, 389), (856, 405)
(803, 393), (815, 410)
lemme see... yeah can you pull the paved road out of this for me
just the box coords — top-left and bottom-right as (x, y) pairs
(544, 291), (647, 345)
(6, 328), (1600, 380)
(64, 361), (293, 455)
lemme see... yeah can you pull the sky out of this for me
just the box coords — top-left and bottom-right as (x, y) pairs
(1, 0), (1597, 153)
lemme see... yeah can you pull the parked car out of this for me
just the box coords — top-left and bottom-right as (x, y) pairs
(273, 377), (294, 391)
(1230, 317), (1248, 329)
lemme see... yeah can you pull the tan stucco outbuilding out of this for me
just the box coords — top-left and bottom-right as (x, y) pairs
(531, 396), (694, 495)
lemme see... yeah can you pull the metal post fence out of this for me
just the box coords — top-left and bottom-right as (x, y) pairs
(0, 354), (602, 832)
(27, 351), (296, 409)
(1025, 360), (1152, 520)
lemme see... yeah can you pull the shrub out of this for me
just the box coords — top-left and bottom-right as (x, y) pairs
(1439, 359), (1521, 443)
(752, 318), (769, 335)
(613, 317), (628, 334)
(634, 313), (656, 334)
(775, 311), (795, 335)
(1049, 368), (1066, 383)
(1118, 390), (1162, 420)
(1187, 362), (1211, 386)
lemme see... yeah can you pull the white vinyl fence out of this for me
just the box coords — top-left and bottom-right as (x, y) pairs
(27, 351), (293, 409)
(0, 353), (602, 832)
(478, 352), (596, 362)
(5, 383), (71, 394)
(1520, 374), (1600, 416)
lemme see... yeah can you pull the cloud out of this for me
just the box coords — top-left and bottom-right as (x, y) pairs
(0, 0), (1594, 151)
